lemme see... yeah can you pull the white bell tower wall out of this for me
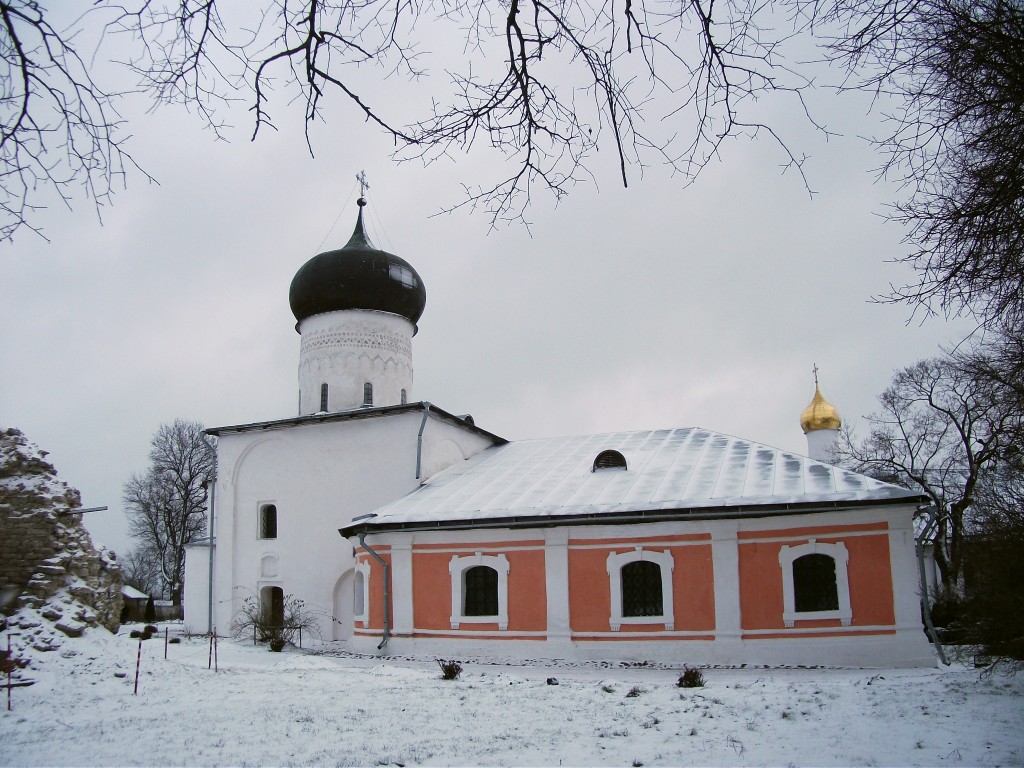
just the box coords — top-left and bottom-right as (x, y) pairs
(297, 309), (414, 414)
(806, 428), (840, 463)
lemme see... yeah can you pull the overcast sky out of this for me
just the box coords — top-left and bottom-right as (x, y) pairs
(0, 11), (977, 556)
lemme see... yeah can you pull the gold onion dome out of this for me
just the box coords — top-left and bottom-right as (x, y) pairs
(800, 383), (842, 433)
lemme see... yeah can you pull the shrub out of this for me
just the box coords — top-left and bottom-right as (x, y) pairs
(129, 630), (142, 639)
(677, 666), (705, 688)
(144, 624), (158, 634)
(437, 659), (462, 680)
(269, 638), (285, 652)
(625, 686), (643, 698)
(230, 593), (322, 646)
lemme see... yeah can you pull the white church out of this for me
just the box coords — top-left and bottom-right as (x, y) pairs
(184, 197), (935, 667)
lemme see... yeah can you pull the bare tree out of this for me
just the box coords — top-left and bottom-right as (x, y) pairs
(0, 1), (148, 242)
(123, 419), (215, 605)
(820, 0), (1024, 329)
(834, 356), (1017, 595)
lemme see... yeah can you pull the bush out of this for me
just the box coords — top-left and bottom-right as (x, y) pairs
(269, 638), (285, 652)
(437, 659), (462, 680)
(144, 624), (158, 634)
(230, 593), (322, 646)
(677, 666), (705, 688)
(625, 686), (643, 698)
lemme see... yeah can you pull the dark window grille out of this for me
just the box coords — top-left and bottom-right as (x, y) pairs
(320, 383), (329, 412)
(463, 566), (499, 616)
(401, 389), (407, 405)
(363, 382), (373, 406)
(594, 450), (627, 471)
(622, 560), (663, 617)
(793, 554), (839, 612)
(260, 504), (277, 539)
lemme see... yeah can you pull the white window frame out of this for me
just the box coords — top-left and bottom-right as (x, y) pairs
(353, 561), (370, 625)
(778, 540), (852, 627)
(449, 553), (509, 630)
(606, 547), (675, 631)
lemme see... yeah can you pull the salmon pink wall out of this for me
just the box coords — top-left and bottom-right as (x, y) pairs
(739, 528), (895, 630)
(356, 551), (391, 630)
(568, 539), (715, 633)
(411, 545), (548, 632)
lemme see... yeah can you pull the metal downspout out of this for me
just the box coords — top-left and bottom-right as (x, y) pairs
(415, 402), (431, 480)
(206, 475), (216, 635)
(915, 509), (949, 665)
(358, 533), (390, 650)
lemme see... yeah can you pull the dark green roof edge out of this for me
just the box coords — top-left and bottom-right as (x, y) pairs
(206, 401), (507, 446)
(339, 494), (930, 538)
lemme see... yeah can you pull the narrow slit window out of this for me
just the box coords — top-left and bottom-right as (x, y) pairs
(260, 504), (277, 539)
(320, 383), (329, 412)
(400, 388), (407, 405)
(363, 382), (373, 406)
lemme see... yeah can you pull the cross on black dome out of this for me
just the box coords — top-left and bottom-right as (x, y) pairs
(288, 199), (427, 330)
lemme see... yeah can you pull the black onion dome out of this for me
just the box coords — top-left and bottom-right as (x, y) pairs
(289, 202), (427, 328)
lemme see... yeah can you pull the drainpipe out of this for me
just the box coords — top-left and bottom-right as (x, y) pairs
(206, 476), (216, 635)
(915, 507), (948, 665)
(357, 532), (390, 651)
(415, 402), (431, 480)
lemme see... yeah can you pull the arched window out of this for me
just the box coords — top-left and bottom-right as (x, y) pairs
(779, 540), (852, 627)
(320, 383), (329, 412)
(606, 548), (674, 630)
(794, 554), (839, 612)
(622, 560), (663, 617)
(363, 382), (373, 406)
(400, 388), (407, 405)
(593, 450), (627, 471)
(449, 553), (509, 630)
(259, 504), (277, 539)
(463, 566), (499, 616)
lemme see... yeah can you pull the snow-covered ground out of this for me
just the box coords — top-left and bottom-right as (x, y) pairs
(2, 625), (1023, 767)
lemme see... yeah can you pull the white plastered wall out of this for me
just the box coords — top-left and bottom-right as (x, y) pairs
(205, 409), (496, 640)
(297, 310), (415, 415)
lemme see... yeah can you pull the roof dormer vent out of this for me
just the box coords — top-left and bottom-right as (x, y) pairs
(593, 450), (627, 472)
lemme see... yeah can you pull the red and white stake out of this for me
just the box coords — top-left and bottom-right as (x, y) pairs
(133, 637), (142, 695)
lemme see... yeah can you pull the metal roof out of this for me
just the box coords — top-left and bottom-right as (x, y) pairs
(346, 427), (924, 533)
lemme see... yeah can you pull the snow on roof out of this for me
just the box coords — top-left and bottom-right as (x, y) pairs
(121, 585), (148, 600)
(355, 427), (923, 530)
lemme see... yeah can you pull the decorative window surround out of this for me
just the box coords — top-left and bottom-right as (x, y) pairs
(449, 553), (509, 630)
(606, 547), (674, 631)
(779, 540), (852, 627)
(353, 561), (370, 625)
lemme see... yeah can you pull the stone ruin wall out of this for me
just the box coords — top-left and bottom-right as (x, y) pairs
(1, 428), (122, 651)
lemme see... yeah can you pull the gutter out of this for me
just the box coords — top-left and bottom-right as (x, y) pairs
(356, 529), (390, 650)
(340, 495), (930, 538)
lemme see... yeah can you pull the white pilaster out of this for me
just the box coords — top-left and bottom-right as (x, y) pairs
(390, 541), (414, 635)
(708, 520), (743, 649)
(544, 529), (571, 645)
